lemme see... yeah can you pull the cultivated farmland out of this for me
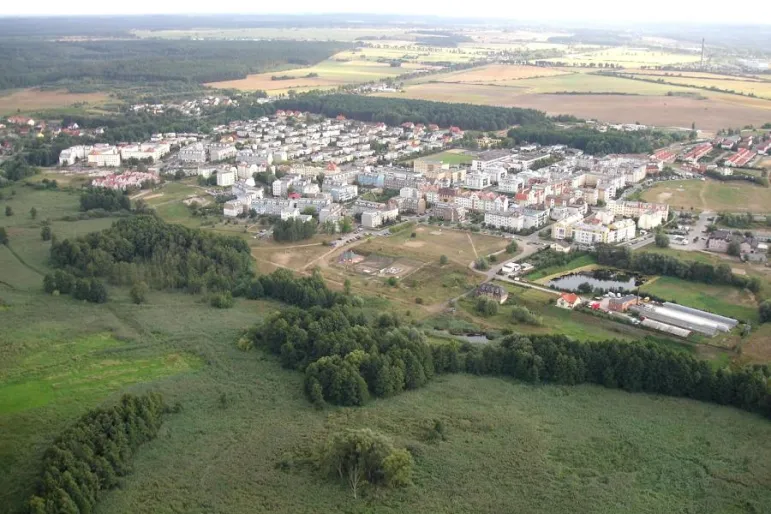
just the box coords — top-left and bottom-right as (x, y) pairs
(0, 88), (111, 115)
(206, 59), (430, 92)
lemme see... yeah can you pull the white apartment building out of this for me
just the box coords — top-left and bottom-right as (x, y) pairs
(551, 213), (585, 239)
(361, 207), (399, 229)
(208, 144), (237, 162)
(484, 211), (525, 231)
(223, 200), (245, 217)
(179, 143), (207, 163)
(329, 184), (358, 202)
(465, 172), (491, 190)
(58, 145), (92, 166)
(319, 204), (344, 223)
(87, 145), (121, 167)
(120, 142), (170, 162)
(216, 169), (236, 187)
(497, 176), (524, 194)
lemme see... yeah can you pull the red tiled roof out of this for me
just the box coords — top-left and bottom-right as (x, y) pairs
(560, 293), (580, 304)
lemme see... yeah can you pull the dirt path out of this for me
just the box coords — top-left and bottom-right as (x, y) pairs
(466, 233), (479, 259)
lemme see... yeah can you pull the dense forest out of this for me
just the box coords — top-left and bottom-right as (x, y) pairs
(0, 39), (345, 89)
(506, 126), (686, 155)
(596, 245), (761, 293)
(249, 295), (771, 419)
(27, 393), (165, 514)
(48, 216), (253, 292)
(272, 94), (549, 131)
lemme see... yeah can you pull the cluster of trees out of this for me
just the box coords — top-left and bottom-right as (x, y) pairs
(528, 248), (587, 272)
(272, 94), (548, 131)
(318, 429), (413, 499)
(705, 170), (769, 187)
(250, 306), (434, 407)
(49, 216), (253, 293)
(80, 188), (131, 212)
(272, 218), (317, 242)
(237, 268), (344, 309)
(510, 305), (543, 326)
(506, 126), (685, 155)
(43, 271), (108, 303)
(761, 300), (771, 324)
(247, 293), (771, 419)
(0, 39), (344, 89)
(475, 297), (499, 317)
(654, 233), (670, 248)
(596, 245), (761, 293)
(27, 393), (165, 514)
(718, 212), (771, 229)
(0, 157), (38, 185)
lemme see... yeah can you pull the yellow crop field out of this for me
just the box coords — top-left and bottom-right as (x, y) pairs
(410, 64), (571, 85)
(624, 73), (771, 99)
(206, 59), (428, 92)
(546, 47), (701, 67)
(0, 89), (111, 115)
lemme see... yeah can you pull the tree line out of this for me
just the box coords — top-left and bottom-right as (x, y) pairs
(596, 245), (761, 293)
(48, 215), (253, 294)
(0, 39), (345, 89)
(506, 126), (686, 155)
(27, 393), (165, 514)
(246, 293), (771, 419)
(80, 188), (131, 212)
(272, 218), (317, 242)
(271, 94), (549, 131)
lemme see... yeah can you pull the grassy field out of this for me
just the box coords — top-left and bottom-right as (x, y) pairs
(458, 283), (675, 343)
(414, 149), (474, 165)
(3, 185), (771, 512)
(0, 88), (111, 116)
(640, 276), (760, 323)
(206, 58), (429, 92)
(524, 254), (598, 281)
(641, 179), (771, 212)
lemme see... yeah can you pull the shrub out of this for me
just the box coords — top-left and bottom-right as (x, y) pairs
(130, 281), (149, 304)
(210, 292), (235, 309)
(439, 255), (449, 265)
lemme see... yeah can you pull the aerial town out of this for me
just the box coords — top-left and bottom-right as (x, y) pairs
(2, 13), (771, 514)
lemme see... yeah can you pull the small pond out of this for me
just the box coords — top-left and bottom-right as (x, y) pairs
(547, 269), (645, 293)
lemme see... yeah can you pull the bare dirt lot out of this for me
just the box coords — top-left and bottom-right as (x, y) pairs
(0, 89), (111, 115)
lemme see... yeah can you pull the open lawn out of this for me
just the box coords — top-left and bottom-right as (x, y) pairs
(640, 276), (760, 323)
(0, 88), (111, 116)
(525, 254), (598, 282)
(414, 149), (474, 165)
(206, 58), (429, 92)
(641, 179), (771, 212)
(357, 226), (509, 267)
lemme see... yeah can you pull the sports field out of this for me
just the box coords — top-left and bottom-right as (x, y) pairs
(414, 150), (474, 165)
(0, 88), (111, 115)
(641, 179), (771, 212)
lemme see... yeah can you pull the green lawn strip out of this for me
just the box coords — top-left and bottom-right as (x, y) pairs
(524, 254), (598, 281)
(640, 276), (759, 323)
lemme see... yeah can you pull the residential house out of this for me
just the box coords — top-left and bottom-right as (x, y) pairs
(475, 283), (509, 304)
(556, 293), (582, 310)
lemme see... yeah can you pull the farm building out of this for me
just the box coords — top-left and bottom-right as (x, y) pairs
(630, 302), (737, 337)
(556, 293), (582, 310)
(476, 283), (509, 304)
(608, 295), (638, 312)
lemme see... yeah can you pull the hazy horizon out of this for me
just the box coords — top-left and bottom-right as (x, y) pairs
(1, 2), (770, 26)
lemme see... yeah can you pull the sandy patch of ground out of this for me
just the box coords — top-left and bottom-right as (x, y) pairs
(143, 193), (164, 201)
(656, 192), (672, 203)
(403, 241), (425, 248)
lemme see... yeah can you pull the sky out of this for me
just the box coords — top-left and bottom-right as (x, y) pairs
(1, 0), (770, 25)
